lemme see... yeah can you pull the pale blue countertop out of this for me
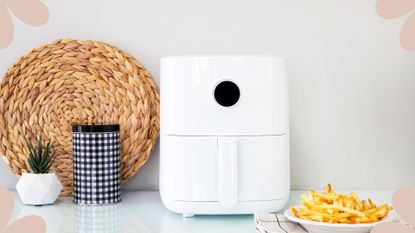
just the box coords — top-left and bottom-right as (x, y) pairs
(10, 190), (394, 233)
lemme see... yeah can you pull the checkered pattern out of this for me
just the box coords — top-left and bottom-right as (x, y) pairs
(76, 205), (121, 233)
(73, 131), (121, 205)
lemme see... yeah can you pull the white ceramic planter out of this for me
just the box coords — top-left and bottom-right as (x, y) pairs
(16, 173), (63, 205)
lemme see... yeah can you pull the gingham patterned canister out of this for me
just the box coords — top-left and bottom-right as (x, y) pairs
(72, 125), (121, 205)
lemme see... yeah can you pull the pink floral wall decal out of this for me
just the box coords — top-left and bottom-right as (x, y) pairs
(0, 0), (49, 49)
(0, 188), (46, 233)
(371, 187), (415, 233)
(376, 0), (415, 51)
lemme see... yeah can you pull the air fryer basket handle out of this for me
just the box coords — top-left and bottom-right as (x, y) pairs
(217, 137), (238, 207)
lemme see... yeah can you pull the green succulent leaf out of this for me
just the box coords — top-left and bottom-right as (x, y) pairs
(28, 157), (36, 172)
(27, 140), (37, 159)
(26, 135), (55, 174)
(37, 135), (42, 161)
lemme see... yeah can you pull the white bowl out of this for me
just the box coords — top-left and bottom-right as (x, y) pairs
(284, 206), (397, 233)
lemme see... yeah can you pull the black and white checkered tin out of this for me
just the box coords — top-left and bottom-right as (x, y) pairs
(72, 125), (121, 205)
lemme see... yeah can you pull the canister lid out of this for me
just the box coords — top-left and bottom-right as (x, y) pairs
(72, 124), (120, 133)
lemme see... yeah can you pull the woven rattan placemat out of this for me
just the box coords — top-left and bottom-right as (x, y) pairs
(0, 39), (160, 196)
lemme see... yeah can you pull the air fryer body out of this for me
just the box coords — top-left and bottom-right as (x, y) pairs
(160, 55), (289, 216)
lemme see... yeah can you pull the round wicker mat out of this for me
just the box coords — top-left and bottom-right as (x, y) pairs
(0, 39), (160, 196)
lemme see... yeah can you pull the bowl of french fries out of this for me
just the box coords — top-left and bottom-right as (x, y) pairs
(284, 184), (396, 233)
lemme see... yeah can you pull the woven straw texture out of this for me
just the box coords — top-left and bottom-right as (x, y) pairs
(0, 39), (160, 196)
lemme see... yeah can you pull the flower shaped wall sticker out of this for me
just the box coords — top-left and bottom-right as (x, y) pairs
(0, 188), (46, 233)
(0, 0), (49, 49)
(372, 187), (415, 233)
(376, 0), (415, 51)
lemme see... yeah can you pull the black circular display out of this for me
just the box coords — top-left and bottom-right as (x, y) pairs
(214, 81), (240, 107)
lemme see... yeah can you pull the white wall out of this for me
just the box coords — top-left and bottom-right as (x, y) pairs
(1, 0), (415, 190)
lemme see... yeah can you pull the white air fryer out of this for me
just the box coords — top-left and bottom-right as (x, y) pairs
(160, 55), (289, 217)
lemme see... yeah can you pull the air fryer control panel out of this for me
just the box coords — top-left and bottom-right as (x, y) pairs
(160, 56), (288, 136)
(214, 80), (240, 107)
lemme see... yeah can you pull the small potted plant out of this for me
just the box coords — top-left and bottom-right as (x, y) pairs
(16, 135), (63, 205)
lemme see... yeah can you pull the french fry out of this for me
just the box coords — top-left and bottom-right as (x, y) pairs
(368, 198), (377, 209)
(301, 194), (312, 203)
(312, 191), (338, 202)
(324, 184), (333, 194)
(321, 204), (366, 218)
(291, 184), (392, 224)
(290, 206), (300, 216)
(372, 204), (389, 218)
(308, 215), (325, 222)
(362, 200), (369, 211)
(350, 192), (363, 210)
